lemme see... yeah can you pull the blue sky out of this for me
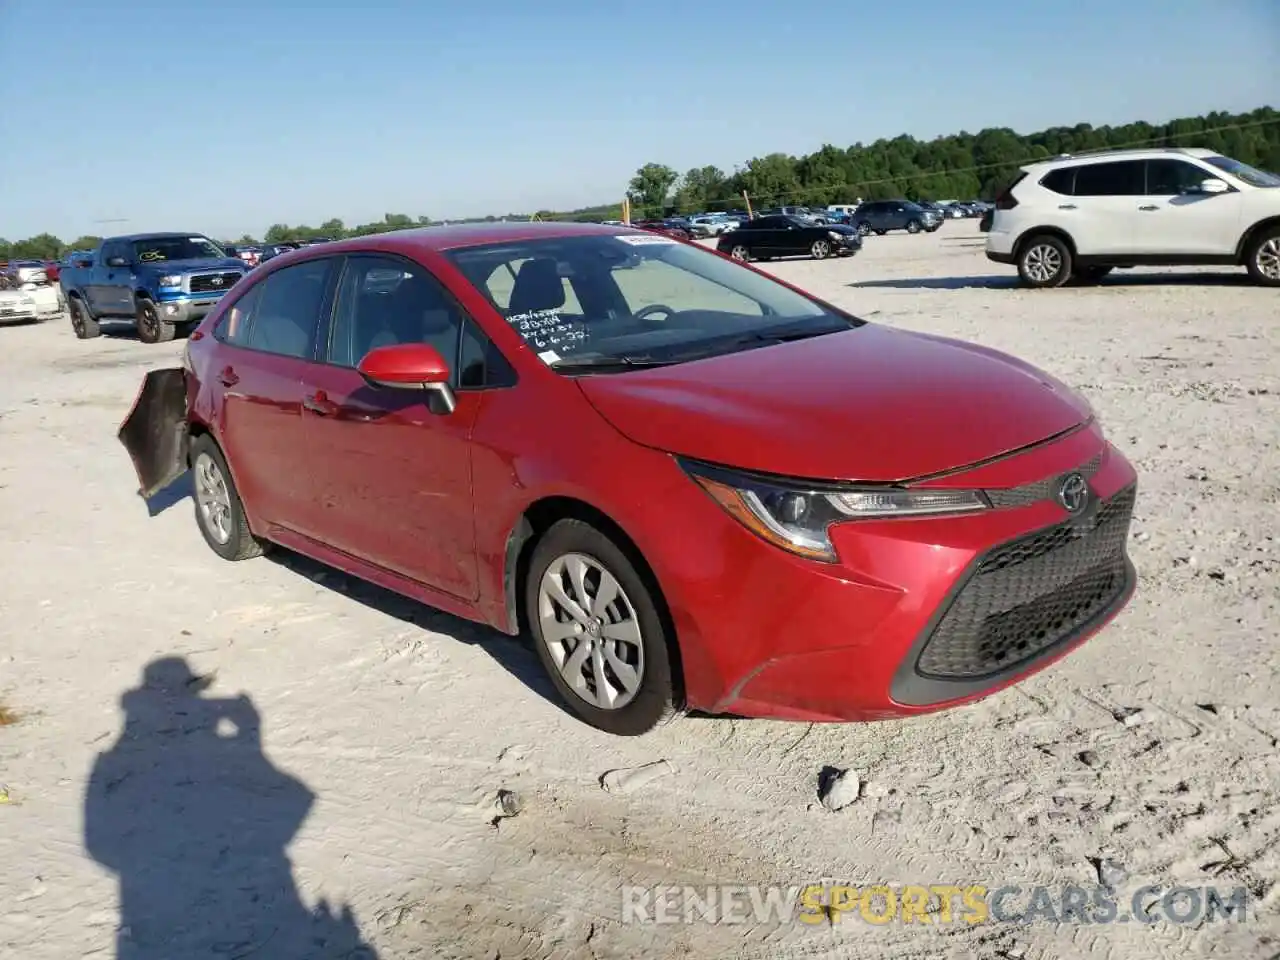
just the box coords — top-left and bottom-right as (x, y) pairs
(1, 0), (1276, 241)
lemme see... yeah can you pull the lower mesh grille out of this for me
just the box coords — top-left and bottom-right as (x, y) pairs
(915, 485), (1136, 680)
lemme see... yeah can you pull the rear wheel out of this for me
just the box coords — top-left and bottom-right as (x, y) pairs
(1017, 234), (1073, 288)
(729, 244), (751, 262)
(1245, 226), (1280, 286)
(69, 298), (100, 339)
(136, 298), (175, 344)
(525, 519), (677, 736)
(190, 434), (265, 561)
(810, 239), (831, 260)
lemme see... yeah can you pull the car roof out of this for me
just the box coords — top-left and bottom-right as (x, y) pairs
(1022, 146), (1222, 172)
(283, 220), (663, 256)
(113, 232), (212, 242)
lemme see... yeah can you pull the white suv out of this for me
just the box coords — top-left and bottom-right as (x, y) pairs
(985, 147), (1280, 288)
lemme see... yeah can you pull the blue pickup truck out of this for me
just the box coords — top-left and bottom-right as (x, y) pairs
(59, 233), (247, 343)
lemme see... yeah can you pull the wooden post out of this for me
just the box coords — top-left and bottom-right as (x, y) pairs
(742, 190), (753, 218)
(622, 197), (631, 225)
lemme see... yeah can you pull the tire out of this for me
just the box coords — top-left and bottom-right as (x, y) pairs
(525, 519), (677, 736)
(136, 298), (175, 344)
(1017, 234), (1073, 288)
(189, 434), (265, 562)
(857, 222), (871, 236)
(906, 219), (922, 234)
(69, 297), (100, 339)
(810, 239), (830, 260)
(728, 244), (751, 262)
(875, 229), (887, 236)
(1244, 225), (1280, 286)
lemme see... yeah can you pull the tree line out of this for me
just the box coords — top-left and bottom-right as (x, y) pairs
(3, 106), (1275, 260)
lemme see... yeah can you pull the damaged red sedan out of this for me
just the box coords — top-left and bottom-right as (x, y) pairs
(119, 222), (1138, 736)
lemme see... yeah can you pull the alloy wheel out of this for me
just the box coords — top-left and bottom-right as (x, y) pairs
(537, 552), (645, 710)
(730, 245), (749, 261)
(811, 240), (830, 259)
(1257, 237), (1280, 281)
(1022, 243), (1064, 284)
(194, 452), (233, 545)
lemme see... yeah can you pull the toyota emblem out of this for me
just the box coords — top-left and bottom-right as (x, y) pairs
(212, 276), (223, 287)
(1057, 473), (1089, 513)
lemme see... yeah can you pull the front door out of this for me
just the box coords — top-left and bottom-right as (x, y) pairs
(302, 254), (481, 600)
(1131, 158), (1245, 256)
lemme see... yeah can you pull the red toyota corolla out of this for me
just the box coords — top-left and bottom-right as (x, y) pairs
(119, 222), (1138, 736)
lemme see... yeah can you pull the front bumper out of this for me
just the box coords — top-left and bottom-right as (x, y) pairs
(154, 293), (227, 324)
(646, 421), (1138, 722)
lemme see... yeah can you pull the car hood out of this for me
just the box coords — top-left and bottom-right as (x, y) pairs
(576, 324), (1092, 482)
(137, 258), (245, 273)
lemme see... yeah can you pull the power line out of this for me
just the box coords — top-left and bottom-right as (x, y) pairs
(689, 116), (1280, 209)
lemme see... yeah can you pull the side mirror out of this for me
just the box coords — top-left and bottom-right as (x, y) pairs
(106, 256), (128, 268)
(356, 342), (456, 414)
(1195, 178), (1230, 195)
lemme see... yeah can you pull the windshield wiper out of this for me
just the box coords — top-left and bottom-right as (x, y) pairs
(550, 355), (675, 372)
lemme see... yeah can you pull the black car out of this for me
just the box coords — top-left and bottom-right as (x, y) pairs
(851, 200), (941, 235)
(716, 214), (862, 261)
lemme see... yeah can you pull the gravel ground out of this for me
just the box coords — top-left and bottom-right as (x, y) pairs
(1, 226), (1277, 959)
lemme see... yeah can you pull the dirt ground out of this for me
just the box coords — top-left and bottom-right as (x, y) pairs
(1, 226), (1277, 959)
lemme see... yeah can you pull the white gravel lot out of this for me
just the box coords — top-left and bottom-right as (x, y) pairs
(1, 225), (1277, 959)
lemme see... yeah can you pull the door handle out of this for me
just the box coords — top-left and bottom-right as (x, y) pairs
(1058, 204), (1077, 210)
(217, 366), (239, 387)
(1138, 204), (1159, 211)
(303, 391), (338, 416)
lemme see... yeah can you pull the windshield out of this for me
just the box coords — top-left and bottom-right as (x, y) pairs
(132, 236), (226, 262)
(444, 233), (861, 371)
(1202, 155), (1280, 188)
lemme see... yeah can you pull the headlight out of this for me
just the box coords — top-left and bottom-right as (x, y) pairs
(159, 274), (183, 288)
(828, 231), (845, 241)
(681, 459), (989, 562)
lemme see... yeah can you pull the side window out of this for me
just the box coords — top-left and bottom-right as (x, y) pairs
(245, 258), (334, 360)
(216, 283), (263, 346)
(1073, 161), (1145, 197)
(326, 255), (466, 382)
(1145, 159), (1210, 196)
(458, 318), (517, 389)
(1040, 168), (1075, 195)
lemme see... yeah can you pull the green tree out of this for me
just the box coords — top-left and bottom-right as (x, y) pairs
(627, 163), (678, 217)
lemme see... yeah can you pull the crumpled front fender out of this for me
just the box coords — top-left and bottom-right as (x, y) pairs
(117, 367), (189, 498)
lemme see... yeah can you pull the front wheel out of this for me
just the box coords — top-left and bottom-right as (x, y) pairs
(190, 434), (266, 561)
(728, 244), (751, 262)
(906, 219), (922, 234)
(1245, 226), (1280, 286)
(1017, 234), (1073, 288)
(136, 298), (175, 344)
(526, 519), (677, 736)
(810, 239), (831, 260)
(69, 298), (100, 339)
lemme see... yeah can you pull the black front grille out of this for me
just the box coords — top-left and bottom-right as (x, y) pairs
(188, 272), (242, 293)
(915, 484), (1136, 680)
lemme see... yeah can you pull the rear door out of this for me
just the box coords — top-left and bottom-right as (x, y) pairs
(209, 256), (339, 532)
(1132, 158), (1244, 255)
(748, 216), (789, 255)
(299, 253), (484, 599)
(1061, 160), (1146, 256)
(87, 241), (129, 316)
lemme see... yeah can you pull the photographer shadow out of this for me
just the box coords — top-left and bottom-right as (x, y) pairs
(84, 656), (378, 959)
